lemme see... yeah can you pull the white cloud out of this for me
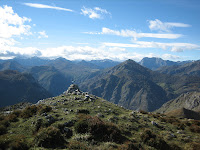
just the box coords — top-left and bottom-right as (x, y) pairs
(103, 41), (200, 52)
(38, 31), (48, 39)
(86, 27), (182, 40)
(0, 5), (31, 39)
(162, 54), (180, 60)
(0, 5), (32, 53)
(23, 3), (74, 12)
(149, 19), (191, 32)
(81, 6), (111, 19)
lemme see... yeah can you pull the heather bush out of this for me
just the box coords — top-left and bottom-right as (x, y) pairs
(20, 104), (52, 118)
(34, 126), (66, 148)
(8, 135), (29, 150)
(0, 125), (7, 135)
(68, 140), (89, 150)
(7, 113), (18, 122)
(141, 129), (170, 150)
(118, 141), (139, 150)
(20, 105), (38, 118)
(189, 124), (200, 133)
(74, 114), (125, 143)
(185, 142), (200, 150)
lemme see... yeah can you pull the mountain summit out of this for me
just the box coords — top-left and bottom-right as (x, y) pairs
(80, 59), (168, 111)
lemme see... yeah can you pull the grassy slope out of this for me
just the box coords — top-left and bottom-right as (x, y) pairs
(0, 93), (200, 150)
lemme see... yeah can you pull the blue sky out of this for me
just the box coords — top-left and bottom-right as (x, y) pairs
(0, 0), (200, 61)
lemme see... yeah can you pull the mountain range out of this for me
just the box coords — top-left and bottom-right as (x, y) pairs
(0, 57), (199, 115)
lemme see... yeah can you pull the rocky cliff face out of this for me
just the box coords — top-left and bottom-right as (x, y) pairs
(80, 59), (168, 112)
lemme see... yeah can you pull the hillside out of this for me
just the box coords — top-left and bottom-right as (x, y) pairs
(155, 92), (200, 113)
(0, 84), (199, 150)
(80, 59), (168, 112)
(0, 70), (51, 107)
(26, 66), (72, 96)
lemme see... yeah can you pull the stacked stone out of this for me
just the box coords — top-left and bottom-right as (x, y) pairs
(65, 84), (82, 95)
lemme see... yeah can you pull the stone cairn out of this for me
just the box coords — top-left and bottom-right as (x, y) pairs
(64, 84), (82, 95)
(64, 84), (95, 102)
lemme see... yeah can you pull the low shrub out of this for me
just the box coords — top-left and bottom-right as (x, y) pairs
(0, 125), (7, 135)
(20, 104), (52, 118)
(74, 114), (125, 143)
(7, 113), (18, 122)
(118, 141), (139, 150)
(68, 141), (88, 150)
(189, 124), (200, 133)
(139, 110), (148, 114)
(185, 142), (200, 150)
(20, 105), (38, 118)
(8, 135), (29, 150)
(0, 135), (10, 150)
(0, 119), (10, 127)
(141, 129), (170, 150)
(37, 105), (52, 114)
(34, 126), (66, 148)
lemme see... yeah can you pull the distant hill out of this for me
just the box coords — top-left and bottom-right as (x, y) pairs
(139, 57), (177, 70)
(26, 66), (72, 96)
(80, 59), (168, 112)
(0, 70), (52, 107)
(0, 60), (26, 72)
(157, 60), (200, 77)
(89, 59), (120, 69)
(13, 57), (50, 67)
(155, 92), (200, 113)
(139, 57), (191, 70)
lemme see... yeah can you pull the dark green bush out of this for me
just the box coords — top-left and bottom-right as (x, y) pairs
(20, 104), (52, 118)
(0, 125), (7, 135)
(74, 114), (125, 143)
(7, 113), (18, 122)
(189, 124), (200, 133)
(0, 119), (10, 127)
(20, 105), (38, 118)
(34, 126), (66, 148)
(185, 142), (200, 150)
(0, 135), (10, 150)
(141, 129), (170, 150)
(8, 135), (29, 150)
(37, 105), (52, 114)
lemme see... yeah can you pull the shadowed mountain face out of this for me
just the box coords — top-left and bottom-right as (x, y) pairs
(80, 59), (168, 112)
(89, 59), (120, 69)
(0, 70), (52, 107)
(26, 66), (72, 96)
